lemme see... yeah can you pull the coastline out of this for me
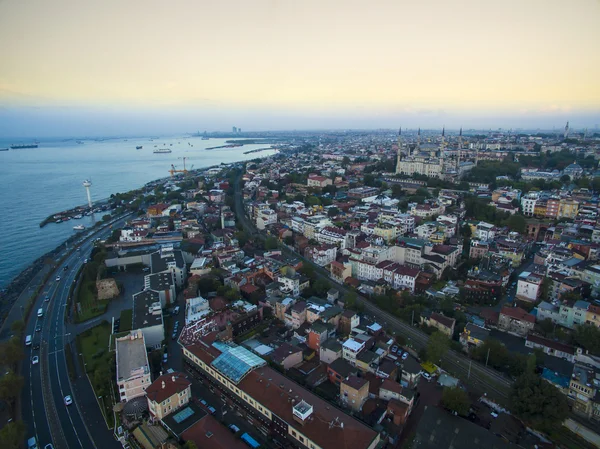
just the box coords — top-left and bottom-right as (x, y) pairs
(0, 149), (279, 322)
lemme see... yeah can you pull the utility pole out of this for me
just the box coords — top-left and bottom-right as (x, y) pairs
(485, 347), (490, 367)
(411, 310), (414, 327)
(468, 360), (472, 379)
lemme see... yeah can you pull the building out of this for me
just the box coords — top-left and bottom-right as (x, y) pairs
(320, 339), (343, 364)
(328, 358), (357, 386)
(307, 174), (333, 188)
(516, 272), (543, 303)
(132, 290), (165, 349)
(144, 271), (176, 307)
(257, 208), (278, 230)
(342, 338), (365, 366)
(151, 245), (187, 289)
(115, 330), (151, 402)
(340, 375), (370, 412)
(568, 363), (600, 420)
(498, 306), (535, 337)
(379, 379), (414, 410)
(146, 372), (192, 420)
(183, 341), (380, 449)
(421, 312), (455, 337)
(270, 343), (303, 370)
(525, 334), (578, 362)
(339, 309), (360, 336)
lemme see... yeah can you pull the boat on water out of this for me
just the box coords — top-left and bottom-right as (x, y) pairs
(0, 148), (8, 151)
(10, 144), (38, 149)
(76, 140), (84, 144)
(136, 146), (143, 149)
(73, 225), (85, 231)
(201, 136), (209, 140)
(153, 148), (172, 154)
(73, 214), (83, 219)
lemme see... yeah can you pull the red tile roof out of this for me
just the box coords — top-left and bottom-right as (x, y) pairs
(500, 306), (535, 324)
(145, 372), (191, 404)
(182, 415), (247, 449)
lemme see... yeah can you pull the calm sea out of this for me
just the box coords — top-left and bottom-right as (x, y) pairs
(0, 136), (277, 287)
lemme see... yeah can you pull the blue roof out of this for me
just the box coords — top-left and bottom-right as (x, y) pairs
(542, 368), (570, 388)
(211, 343), (266, 384)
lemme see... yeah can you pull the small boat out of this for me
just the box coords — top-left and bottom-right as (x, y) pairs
(154, 148), (172, 154)
(55, 219), (62, 224)
(73, 225), (85, 231)
(73, 214), (83, 219)
(0, 148), (8, 151)
(136, 146), (143, 150)
(76, 140), (84, 144)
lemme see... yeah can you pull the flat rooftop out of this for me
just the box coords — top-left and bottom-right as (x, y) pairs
(132, 290), (163, 329)
(116, 331), (149, 381)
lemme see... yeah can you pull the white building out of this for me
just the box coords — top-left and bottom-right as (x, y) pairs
(305, 245), (337, 267)
(256, 209), (278, 230)
(116, 330), (152, 402)
(521, 193), (538, 217)
(185, 296), (210, 325)
(516, 272), (543, 302)
(342, 338), (365, 366)
(316, 227), (348, 249)
(475, 222), (496, 241)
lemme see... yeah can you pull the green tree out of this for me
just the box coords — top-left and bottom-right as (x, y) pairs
(510, 357), (569, 432)
(504, 214), (526, 234)
(327, 207), (340, 218)
(0, 340), (24, 370)
(235, 230), (249, 247)
(441, 387), (471, 416)
(574, 324), (600, 356)
(426, 331), (450, 364)
(10, 320), (25, 338)
(264, 237), (278, 250)
(102, 214), (111, 222)
(0, 372), (24, 410)
(0, 420), (25, 449)
(284, 235), (294, 246)
(183, 441), (199, 449)
(344, 291), (358, 310)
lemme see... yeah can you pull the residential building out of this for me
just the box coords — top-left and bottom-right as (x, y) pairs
(115, 330), (151, 402)
(151, 245), (187, 289)
(525, 334), (578, 362)
(342, 338), (365, 366)
(379, 378), (414, 411)
(271, 343), (303, 370)
(340, 375), (370, 412)
(307, 174), (332, 188)
(498, 306), (535, 337)
(187, 342), (380, 449)
(256, 209), (278, 230)
(421, 312), (455, 337)
(146, 373), (192, 420)
(144, 271), (176, 307)
(568, 363), (600, 420)
(327, 358), (357, 386)
(516, 272), (543, 303)
(339, 309), (360, 335)
(459, 323), (490, 348)
(132, 290), (164, 349)
(320, 339), (342, 364)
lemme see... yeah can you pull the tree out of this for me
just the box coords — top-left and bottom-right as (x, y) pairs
(0, 420), (25, 449)
(102, 214), (111, 222)
(10, 320), (24, 338)
(344, 291), (358, 310)
(574, 324), (600, 356)
(183, 441), (199, 449)
(284, 235), (294, 246)
(510, 358), (569, 432)
(505, 214), (526, 234)
(264, 237), (278, 250)
(0, 372), (24, 410)
(560, 174), (571, 184)
(0, 340), (24, 370)
(327, 207), (340, 218)
(426, 331), (450, 364)
(441, 387), (470, 416)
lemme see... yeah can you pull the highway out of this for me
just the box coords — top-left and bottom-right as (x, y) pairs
(21, 215), (131, 449)
(232, 172), (512, 403)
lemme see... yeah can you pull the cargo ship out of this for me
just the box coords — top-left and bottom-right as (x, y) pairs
(11, 144), (38, 149)
(153, 148), (172, 154)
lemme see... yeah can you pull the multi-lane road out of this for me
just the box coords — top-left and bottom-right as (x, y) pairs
(232, 172), (513, 402)
(20, 216), (130, 449)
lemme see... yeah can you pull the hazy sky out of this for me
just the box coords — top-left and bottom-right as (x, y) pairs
(1, 0), (599, 136)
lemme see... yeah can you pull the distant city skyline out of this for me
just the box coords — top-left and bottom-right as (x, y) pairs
(0, 0), (599, 136)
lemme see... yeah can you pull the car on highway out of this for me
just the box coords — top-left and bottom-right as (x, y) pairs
(25, 335), (32, 346)
(64, 395), (73, 406)
(63, 265), (68, 271)
(35, 325), (42, 332)
(55, 276), (61, 282)
(45, 444), (54, 449)
(32, 343), (40, 350)
(27, 437), (38, 449)
(31, 356), (39, 365)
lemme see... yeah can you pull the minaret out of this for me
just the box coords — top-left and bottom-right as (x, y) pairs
(417, 127), (421, 152)
(395, 127), (402, 174)
(440, 127), (446, 159)
(564, 121), (570, 139)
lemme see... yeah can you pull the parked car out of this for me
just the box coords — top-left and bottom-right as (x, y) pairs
(229, 424), (240, 434)
(173, 306), (180, 315)
(162, 353), (168, 364)
(208, 406), (216, 414)
(200, 399), (207, 406)
(422, 372), (432, 381)
(64, 395), (73, 406)
(402, 352), (409, 360)
(391, 345), (398, 353)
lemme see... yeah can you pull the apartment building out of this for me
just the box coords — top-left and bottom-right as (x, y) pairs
(340, 376), (369, 412)
(498, 306), (535, 337)
(115, 330), (152, 402)
(183, 342), (380, 449)
(146, 373), (192, 420)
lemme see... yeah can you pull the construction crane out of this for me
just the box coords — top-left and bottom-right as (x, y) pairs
(168, 157), (194, 176)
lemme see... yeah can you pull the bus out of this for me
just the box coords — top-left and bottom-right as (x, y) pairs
(240, 433), (260, 449)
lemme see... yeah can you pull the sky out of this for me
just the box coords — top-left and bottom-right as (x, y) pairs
(0, 0), (599, 136)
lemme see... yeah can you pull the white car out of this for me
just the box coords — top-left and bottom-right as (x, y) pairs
(55, 276), (61, 282)
(401, 352), (409, 360)
(31, 356), (39, 365)
(422, 372), (432, 381)
(64, 395), (73, 406)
